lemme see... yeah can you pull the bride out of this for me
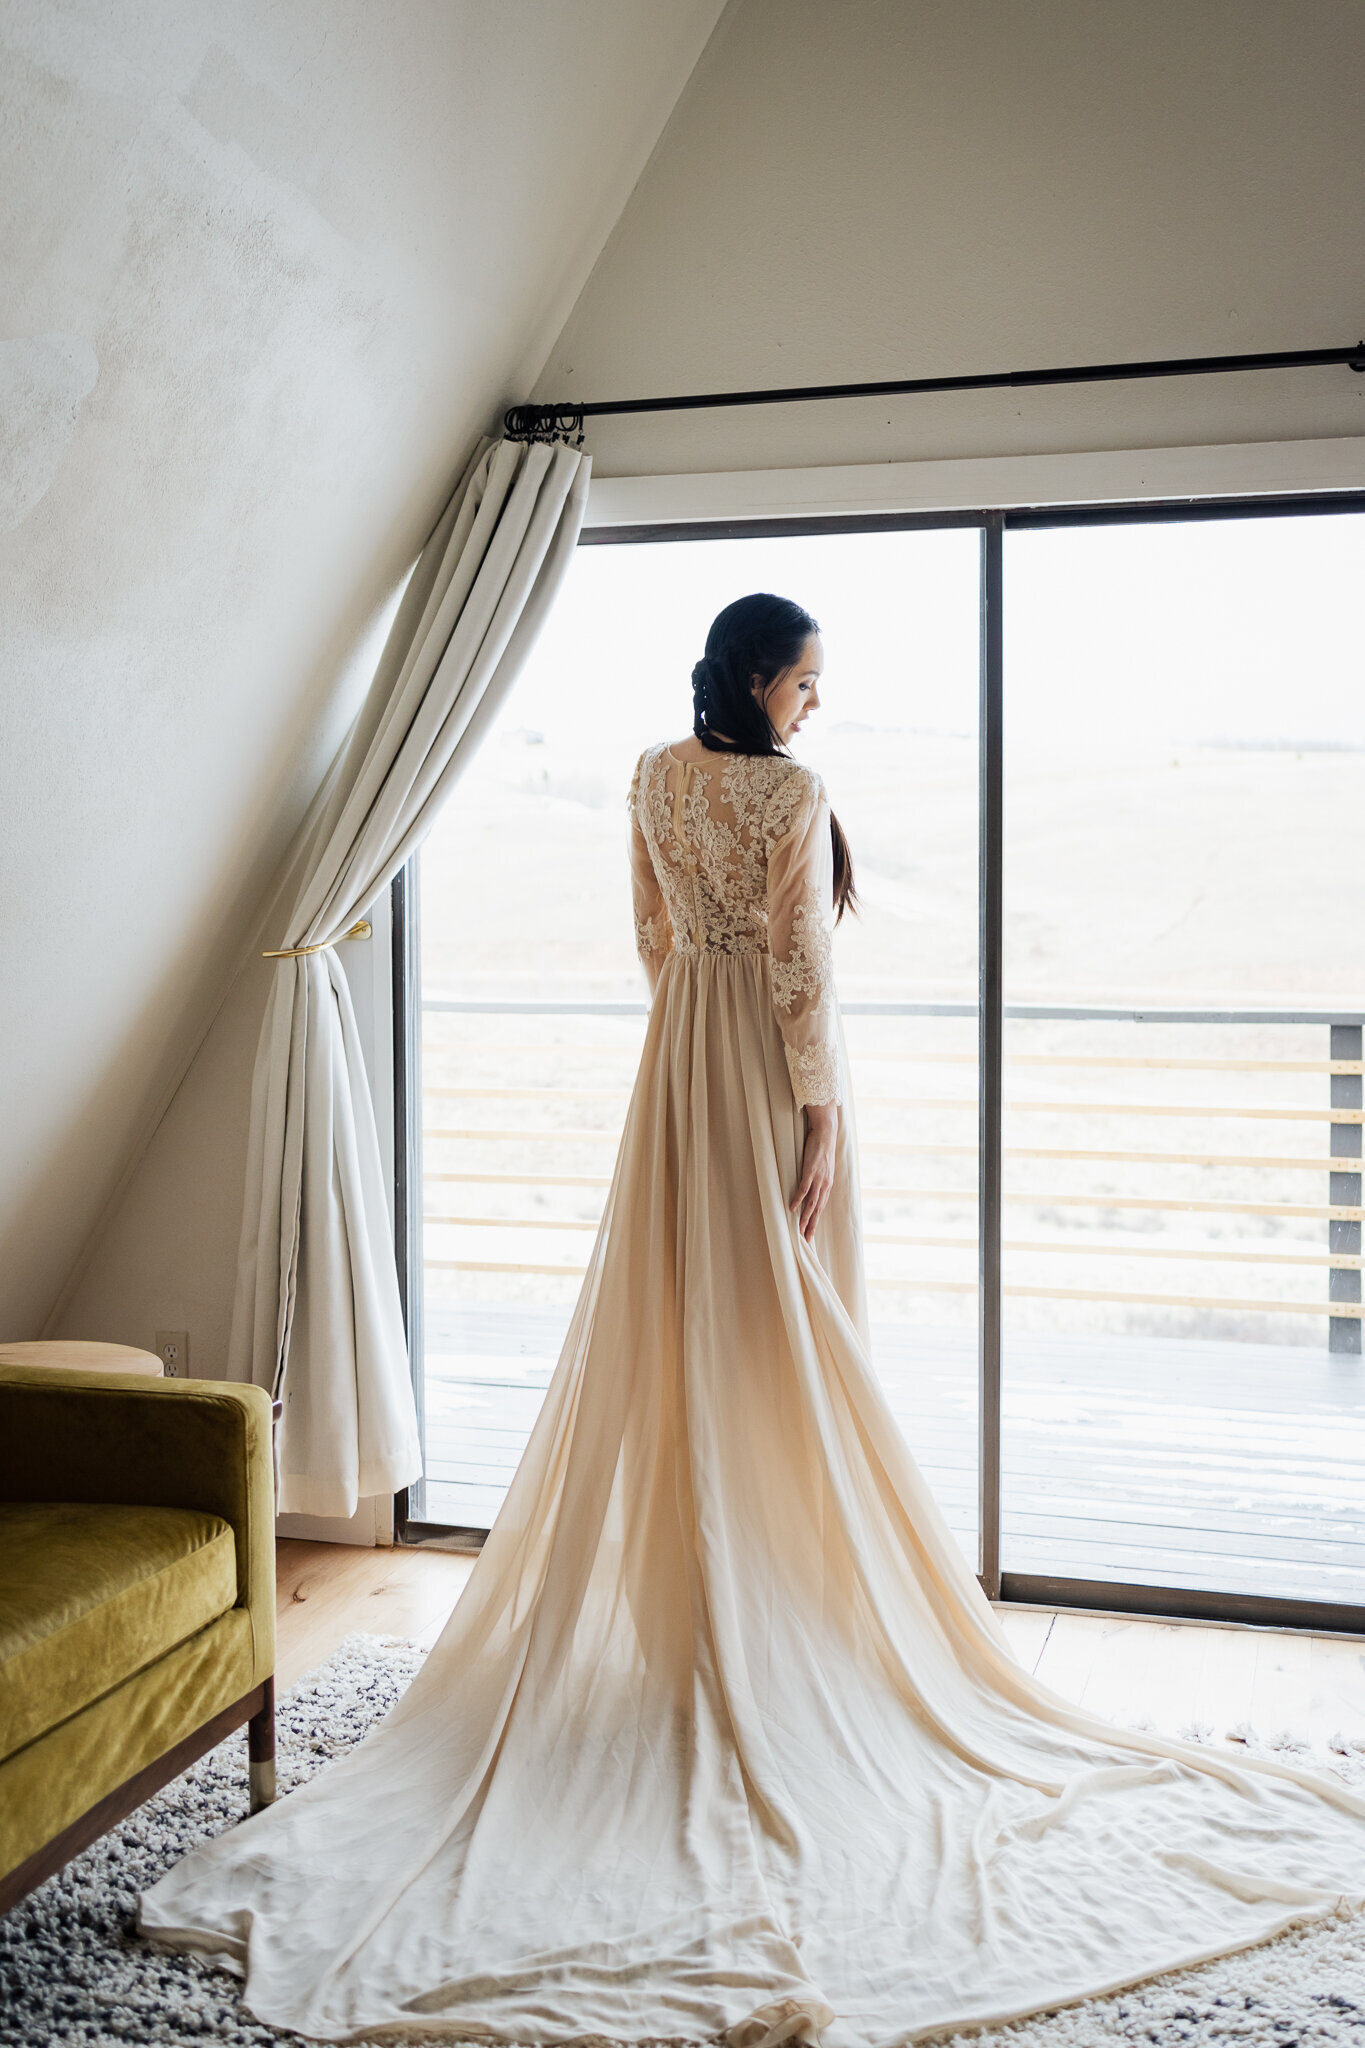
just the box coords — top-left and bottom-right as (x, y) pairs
(142, 593), (1365, 2046)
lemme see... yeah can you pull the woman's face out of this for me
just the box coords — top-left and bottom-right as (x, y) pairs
(755, 633), (823, 743)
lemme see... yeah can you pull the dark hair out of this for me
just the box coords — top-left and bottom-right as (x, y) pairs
(691, 592), (857, 921)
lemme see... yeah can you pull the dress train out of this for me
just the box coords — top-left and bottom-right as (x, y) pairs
(140, 746), (1365, 2043)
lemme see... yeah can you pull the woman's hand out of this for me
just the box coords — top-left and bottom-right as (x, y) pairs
(791, 1103), (838, 1242)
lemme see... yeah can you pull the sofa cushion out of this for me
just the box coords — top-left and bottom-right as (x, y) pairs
(0, 1502), (237, 1764)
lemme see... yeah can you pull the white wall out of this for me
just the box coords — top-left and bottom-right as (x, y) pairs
(18, 0), (1365, 1535)
(1, 0), (724, 1347)
(537, 0), (1365, 479)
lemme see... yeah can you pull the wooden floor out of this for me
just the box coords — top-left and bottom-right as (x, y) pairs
(276, 1539), (1365, 1749)
(275, 1539), (475, 1691)
(419, 1307), (1365, 1606)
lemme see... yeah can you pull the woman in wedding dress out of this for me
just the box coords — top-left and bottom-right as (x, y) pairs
(142, 593), (1365, 2046)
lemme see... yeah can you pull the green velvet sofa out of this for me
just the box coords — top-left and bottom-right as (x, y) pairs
(0, 1364), (276, 1912)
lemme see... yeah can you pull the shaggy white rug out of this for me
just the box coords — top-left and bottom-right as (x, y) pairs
(1, 1632), (1363, 2047)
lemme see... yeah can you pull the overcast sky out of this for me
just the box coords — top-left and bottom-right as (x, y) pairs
(492, 511), (1365, 779)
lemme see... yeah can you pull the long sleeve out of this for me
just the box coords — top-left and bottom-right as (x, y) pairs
(627, 752), (673, 994)
(764, 768), (841, 1109)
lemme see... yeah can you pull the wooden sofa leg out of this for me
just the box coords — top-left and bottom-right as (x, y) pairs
(248, 1678), (276, 1811)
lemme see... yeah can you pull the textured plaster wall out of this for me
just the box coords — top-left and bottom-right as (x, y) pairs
(1, 0), (724, 1347)
(18, 0), (1364, 1396)
(537, 0), (1365, 478)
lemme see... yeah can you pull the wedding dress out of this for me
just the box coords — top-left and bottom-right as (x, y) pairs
(141, 743), (1365, 2045)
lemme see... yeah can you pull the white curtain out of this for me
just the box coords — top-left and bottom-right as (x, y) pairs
(229, 435), (591, 1517)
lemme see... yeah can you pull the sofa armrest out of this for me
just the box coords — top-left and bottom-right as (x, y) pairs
(0, 1368), (274, 1685)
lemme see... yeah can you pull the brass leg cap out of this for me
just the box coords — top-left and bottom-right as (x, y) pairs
(249, 1758), (277, 1811)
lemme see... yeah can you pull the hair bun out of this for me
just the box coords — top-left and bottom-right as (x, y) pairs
(690, 655), (714, 736)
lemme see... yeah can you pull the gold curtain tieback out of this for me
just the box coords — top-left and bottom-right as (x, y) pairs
(263, 919), (372, 960)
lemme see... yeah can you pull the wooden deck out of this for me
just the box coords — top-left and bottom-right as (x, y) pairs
(419, 1308), (1365, 1609)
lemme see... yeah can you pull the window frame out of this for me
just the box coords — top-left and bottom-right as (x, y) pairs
(394, 485), (1365, 1630)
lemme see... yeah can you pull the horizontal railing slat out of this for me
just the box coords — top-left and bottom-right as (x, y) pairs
(426, 1170), (613, 1188)
(865, 1187), (1364, 1219)
(425, 1172), (1361, 1220)
(424, 1126), (1354, 1172)
(426, 1215), (599, 1231)
(867, 1143), (1358, 1170)
(424, 1212), (1361, 1269)
(426, 1257), (1365, 1313)
(867, 1099), (1361, 1122)
(425, 1127), (619, 1141)
(860, 1054), (1364, 1075)
(1000, 1284), (1363, 1317)
(426, 1045), (1364, 1075)
(425, 1090), (1360, 1121)
(424, 998), (1365, 1024)
(425, 1086), (629, 1100)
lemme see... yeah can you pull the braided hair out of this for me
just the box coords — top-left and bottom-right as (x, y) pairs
(691, 593), (857, 922)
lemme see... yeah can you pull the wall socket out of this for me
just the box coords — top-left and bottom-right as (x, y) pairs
(155, 1329), (189, 1377)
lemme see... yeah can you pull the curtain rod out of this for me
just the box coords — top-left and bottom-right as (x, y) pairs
(504, 340), (1365, 440)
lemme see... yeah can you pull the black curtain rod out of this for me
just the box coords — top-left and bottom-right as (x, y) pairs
(505, 340), (1365, 439)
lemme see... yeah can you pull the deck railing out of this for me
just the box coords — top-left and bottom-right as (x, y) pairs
(419, 999), (1364, 1352)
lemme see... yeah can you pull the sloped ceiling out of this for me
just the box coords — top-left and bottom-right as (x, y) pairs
(0, 0), (726, 1339)
(536, 0), (1365, 477)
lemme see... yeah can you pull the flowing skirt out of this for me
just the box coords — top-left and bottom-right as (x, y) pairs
(140, 952), (1365, 2044)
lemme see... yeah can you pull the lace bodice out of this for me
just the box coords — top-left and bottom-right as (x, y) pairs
(627, 742), (841, 1109)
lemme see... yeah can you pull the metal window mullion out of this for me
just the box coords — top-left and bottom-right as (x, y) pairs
(391, 861), (427, 1530)
(978, 517), (1004, 1598)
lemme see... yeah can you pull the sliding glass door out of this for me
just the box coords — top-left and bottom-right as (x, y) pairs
(409, 526), (982, 1559)
(400, 492), (1365, 1632)
(999, 509), (1365, 1619)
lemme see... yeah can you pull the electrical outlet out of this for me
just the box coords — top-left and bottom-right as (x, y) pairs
(155, 1329), (189, 1377)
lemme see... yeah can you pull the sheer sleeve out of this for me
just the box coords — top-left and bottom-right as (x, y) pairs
(764, 767), (841, 1109)
(627, 751), (673, 994)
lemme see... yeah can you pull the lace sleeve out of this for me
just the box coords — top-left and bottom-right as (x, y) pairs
(764, 768), (841, 1109)
(628, 751), (673, 995)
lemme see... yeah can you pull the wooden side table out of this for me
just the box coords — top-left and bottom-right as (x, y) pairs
(0, 1340), (163, 1377)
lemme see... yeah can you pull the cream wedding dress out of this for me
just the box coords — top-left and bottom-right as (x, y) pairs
(141, 743), (1365, 2045)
